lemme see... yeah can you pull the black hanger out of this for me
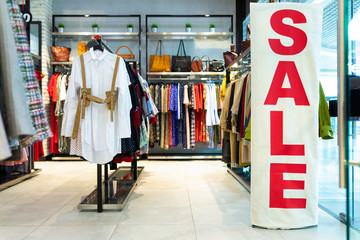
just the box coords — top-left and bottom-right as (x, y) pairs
(92, 44), (103, 52)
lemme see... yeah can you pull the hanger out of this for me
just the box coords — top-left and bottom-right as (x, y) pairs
(92, 44), (103, 52)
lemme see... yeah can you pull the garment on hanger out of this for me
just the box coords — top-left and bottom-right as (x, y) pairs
(0, 0), (34, 145)
(61, 49), (132, 164)
(6, 0), (52, 145)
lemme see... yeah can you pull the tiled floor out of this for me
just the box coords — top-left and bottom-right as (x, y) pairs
(0, 160), (348, 240)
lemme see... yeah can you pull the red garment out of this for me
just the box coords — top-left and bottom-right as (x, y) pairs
(47, 74), (60, 154)
(239, 75), (248, 137)
(49, 102), (59, 154)
(113, 156), (133, 164)
(33, 141), (44, 161)
(35, 70), (45, 82)
(48, 73), (59, 103)
(168, 84), (171, 111)
(195, 111), (201, 142)
(169, 112), (173, 146)
(149, 116), (157, 124)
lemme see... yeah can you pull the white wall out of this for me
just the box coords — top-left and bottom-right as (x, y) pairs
(52, 0), (236, 75)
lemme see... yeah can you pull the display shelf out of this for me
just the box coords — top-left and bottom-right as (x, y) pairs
(0, 169), (42, 191)
(148, 155), (222, 160)
(52, 32), (139, 40)
(51, 61), (72, 65)
(147, 32), (233, 40)
(31, 53), (41, 60)
(147, 72), (225, 76)
(78, 166), (144, 210)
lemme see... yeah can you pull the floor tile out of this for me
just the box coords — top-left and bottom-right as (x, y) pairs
(119, 204), (193, 225)
(110, 224), (196, 240)
(3, 191), (79, 207)
(191, 203), (250, 225)
(277, 222), (346, 240)
(237, 226), (285, 240)
(43, 205), (124, 226)
(195, 224), (243, 240)
(24, 225), (116, 240)
(128, 190), (190, 206)
(0, 226), (38, 240)
(0, 205), (60, 226)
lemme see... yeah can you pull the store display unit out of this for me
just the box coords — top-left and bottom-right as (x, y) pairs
(225, 48), (251, 192)
(145, 15), (232, 159)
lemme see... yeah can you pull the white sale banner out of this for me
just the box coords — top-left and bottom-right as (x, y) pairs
(250, 3), (323, 229)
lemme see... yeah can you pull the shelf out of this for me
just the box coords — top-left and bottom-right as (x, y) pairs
(147, 72), (225, 76)
(78, 166), (144, 210)
(51, 59), (138, 65)
(51, 61), (72, 65)
(52, 32), (139, 40)
(0, 169), (42, 191)
(31, 53), (41, 60)
(147, 32), (233, 40)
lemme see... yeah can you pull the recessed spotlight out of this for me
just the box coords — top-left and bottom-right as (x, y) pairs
(84, 14), (90, 17)
(205, 14), (210, 17)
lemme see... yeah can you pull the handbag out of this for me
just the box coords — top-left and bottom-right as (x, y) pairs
(115, 45), (135, 59)
(191, 56), (203, 72)
(150, 40), (171, 72)
(171, 40), (191, 72)
(78, 43), (87, 56)
(210, 60), (225, 72)
(223, 44), (238, 68)
(51, 46), (71, 62)
(201, 55), (210, 72)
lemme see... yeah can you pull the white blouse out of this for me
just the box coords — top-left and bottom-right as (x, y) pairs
(61, 49), (132, 164)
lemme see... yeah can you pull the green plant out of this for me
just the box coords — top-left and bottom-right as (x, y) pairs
(58, 23), (65, 28)
(127, 23), (133, 28)
(209, 24), (215, 28)
(151, 24), (158, 28)
(92, 23), (99, 28)
(185, 23), (192, 28)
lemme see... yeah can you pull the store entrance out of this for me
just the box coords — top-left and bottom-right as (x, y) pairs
(339, 0), (360, 239)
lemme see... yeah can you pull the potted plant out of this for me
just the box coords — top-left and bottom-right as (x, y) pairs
(58, 23), (65, 33)
(92, 23), (99, 32)
(209, 23), (216, 32)
(185, 23), (192, 32)
(151, 24), (158, 33)
(127, 23), (134, 32)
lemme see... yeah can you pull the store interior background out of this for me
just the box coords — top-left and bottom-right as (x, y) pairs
(26, 0), (360, 233)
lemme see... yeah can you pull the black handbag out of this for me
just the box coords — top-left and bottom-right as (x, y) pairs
(171, 40), (191, 72)
(210, 60), (225, 72)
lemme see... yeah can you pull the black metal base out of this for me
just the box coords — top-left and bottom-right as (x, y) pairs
(78, 166), (144, 211)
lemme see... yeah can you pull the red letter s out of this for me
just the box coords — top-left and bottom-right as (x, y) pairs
(268, 9), (307, 55)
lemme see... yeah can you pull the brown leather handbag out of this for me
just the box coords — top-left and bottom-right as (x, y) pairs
(51, 46), (71, 62)
(115, 45), (135, 59)
(191, 56), (203, 72)
(223, 44), (238, 68)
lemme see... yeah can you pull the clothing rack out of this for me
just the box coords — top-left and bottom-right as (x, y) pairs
(223, 48), (252, 190)
(225, 48), (250, 84)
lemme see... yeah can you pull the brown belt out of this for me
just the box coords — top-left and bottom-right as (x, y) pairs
(71, 54), (121, 139)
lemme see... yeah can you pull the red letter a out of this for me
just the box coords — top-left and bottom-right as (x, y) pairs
(264, 61), (310, 106)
